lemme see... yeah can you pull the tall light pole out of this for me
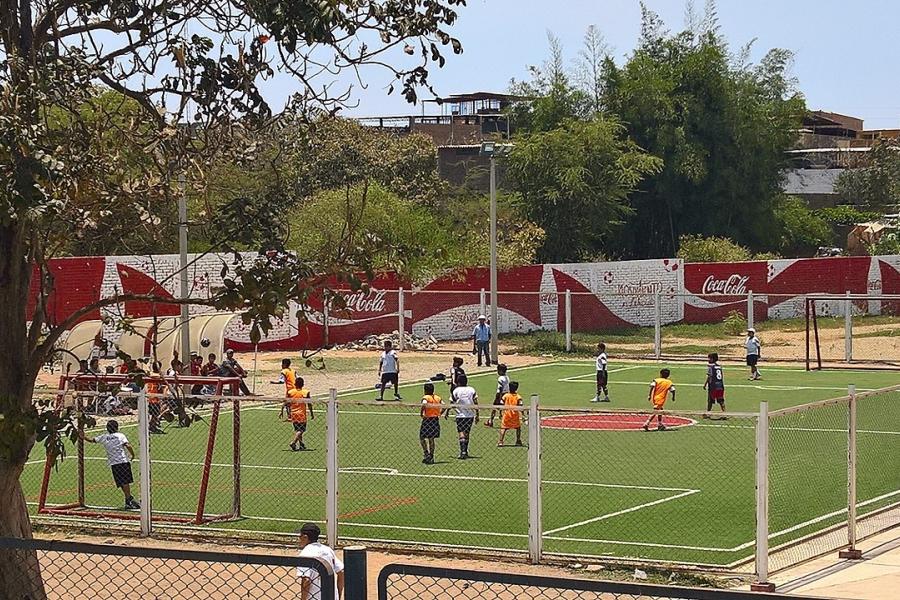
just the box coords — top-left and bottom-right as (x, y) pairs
(178, 171), (191, 374)
(481, 142), (499, 365)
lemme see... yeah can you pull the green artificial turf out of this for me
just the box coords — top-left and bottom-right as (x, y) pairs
(23, 361), (900, 568)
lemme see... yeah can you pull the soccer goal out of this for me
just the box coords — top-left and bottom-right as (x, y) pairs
(36, 373), (244, 526)
(805, 294), (900, 370)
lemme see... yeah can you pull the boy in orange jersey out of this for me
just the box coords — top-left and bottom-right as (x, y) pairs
(275, 361), (314, 451)
(419, 382), (444, 464)
(643, 368), (676, 432)
(497, 381), (523, 447)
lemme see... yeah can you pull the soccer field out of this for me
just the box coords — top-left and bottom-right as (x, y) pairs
(24, 361), (900, 570)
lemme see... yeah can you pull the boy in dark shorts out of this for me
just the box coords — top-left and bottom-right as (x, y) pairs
(448, 374), (479, 459)
(82, 420), (139, 509)
(419, 383), (444, 464)
(448, 356), (466, 394)
(703, 352), (726, 419)
(592, 342), (610, 402)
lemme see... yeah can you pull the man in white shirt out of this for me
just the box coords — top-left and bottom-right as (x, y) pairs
(377, 340), (402, 401)
(448, 375), (479, 459)
(296, 522), (344, 600)
(472, 315), (492, 367)
(746, 328), (762, 380)
(592, 342), (610, 403)
(81, 420), (139, 509)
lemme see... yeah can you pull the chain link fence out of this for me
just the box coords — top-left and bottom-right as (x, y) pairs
(25, 381), (900, 583)
(0, 536), (335, 600)
(376, 563), (824, 600)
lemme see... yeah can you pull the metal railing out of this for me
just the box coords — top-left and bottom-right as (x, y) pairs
(376, 563), (829, 600)
(0, 536), (335, 600)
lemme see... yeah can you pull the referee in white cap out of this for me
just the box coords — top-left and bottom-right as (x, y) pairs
(472, 315), (492, 367)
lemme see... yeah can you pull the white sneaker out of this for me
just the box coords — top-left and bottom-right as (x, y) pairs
(590, 396), (600, 403)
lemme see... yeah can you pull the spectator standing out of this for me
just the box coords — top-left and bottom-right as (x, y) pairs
(472, 315), (492, 367)
(296, 522), (344, 600)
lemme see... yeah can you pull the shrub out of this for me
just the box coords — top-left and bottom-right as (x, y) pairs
(677, 235), (752, 262)
(723, 310), (747, 336)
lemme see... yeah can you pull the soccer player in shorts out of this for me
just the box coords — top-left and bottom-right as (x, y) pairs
(485, 363), (509, 427)
(703, 352), (726, 419)
(643, 368), (676, 431)
(377, 340), (402, 401)
(497, 381), (523, 447)
(82, 420), (139, 509)
(448, 374), (479, 459)
(746, 328), (762, 380)
(592, 342), (610, 402)
(419, 382), (444, 464)
(279, 372), (313, 451)
(449, 356), (466, 394)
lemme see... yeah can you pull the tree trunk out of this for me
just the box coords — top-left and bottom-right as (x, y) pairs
(0, 462), (47, 600)
(0, 222), (46, 598)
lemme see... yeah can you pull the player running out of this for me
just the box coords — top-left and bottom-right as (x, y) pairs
(497, 381), (523, 447)
(591, 342), (610, 402)
(275, 362), (313, 451)
(419, 382), (444, 464)
(485, 363), (509, 428)
(642, 369), (676, 431)
(746, 328), (762, 380)
(703, 352), (726, 418)
(448, 374), (479, 459)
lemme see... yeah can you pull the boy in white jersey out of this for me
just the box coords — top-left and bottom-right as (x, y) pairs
(81, 420), (139, 509)
(485, 363), (509, 427)
(745, 329), (762, 380)
(591, 342), (610, 402)
(377, 340), (402, 401)
(448, 374), (479, 459)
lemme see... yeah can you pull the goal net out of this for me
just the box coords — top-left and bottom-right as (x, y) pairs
(805, 294), (900, 370)
(36, 374), (243, 527)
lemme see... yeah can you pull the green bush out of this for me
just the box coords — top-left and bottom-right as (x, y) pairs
(677, 235), (752, 262)
(871, 231), (900, 255)
(723, 310), (747, 336)
(773, 196), (831, 256)
(816, 205), (881, 227)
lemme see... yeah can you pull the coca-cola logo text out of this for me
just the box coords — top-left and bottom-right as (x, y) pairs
(701, 275), (749, 295)
(333, 290), (388, 313)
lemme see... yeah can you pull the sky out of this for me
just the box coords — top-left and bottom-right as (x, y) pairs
(267, 0), (900, 129)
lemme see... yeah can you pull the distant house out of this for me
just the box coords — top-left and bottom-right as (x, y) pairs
(782, 168), (844, 208)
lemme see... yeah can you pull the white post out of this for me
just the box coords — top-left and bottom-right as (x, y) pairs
(398, 288), (406, 352)
(323, 295), (330, 347)
(178, 172), (191, 377)
(753, 401), (773, 591)
(252, 343), (259, 394)
(137, 389), (152, 536)
(489, 156), (499, 365)
(527, 395), (542, 564)
(564, 290), (572, 352)
(840, 385), (862, 559)
(326, 388), (339, 548)
(845, 291), (852, 363)
(479, 288), (486, 318)
(653, 290), (662, 360)
(747, 290), (755, 331)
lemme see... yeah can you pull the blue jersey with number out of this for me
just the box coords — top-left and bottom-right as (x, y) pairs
(707, 364), (724, 391)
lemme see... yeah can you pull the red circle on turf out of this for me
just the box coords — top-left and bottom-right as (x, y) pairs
(541, 413), (695, 431)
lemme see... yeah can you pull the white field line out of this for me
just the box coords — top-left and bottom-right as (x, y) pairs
(31, 456), (694, 493)
(543, 489), (700, 536)
(559, 375), (873, 393)
(695, 423), (900, 436)
(558, 365), (642, 382)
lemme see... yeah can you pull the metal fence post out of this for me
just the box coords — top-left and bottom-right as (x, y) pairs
(480, 288), (486, 317)
(840, 385), (863, 559)
(527, 395), (543, 564)
(564, 289), (572, 352)
(137, 389), (152, 536)
(398, 288), (405, 351)
(323, 294), (330, 348)
(845, 290), (852, 363)
(326, 388), (339, 548)
(747, 290), (755, 331)
(343, 545), (368, 600)
(653, 290), (662, 360)
(752, 401), (775, 592)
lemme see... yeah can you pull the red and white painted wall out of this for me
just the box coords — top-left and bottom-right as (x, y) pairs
(27, 254), (900, 353)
